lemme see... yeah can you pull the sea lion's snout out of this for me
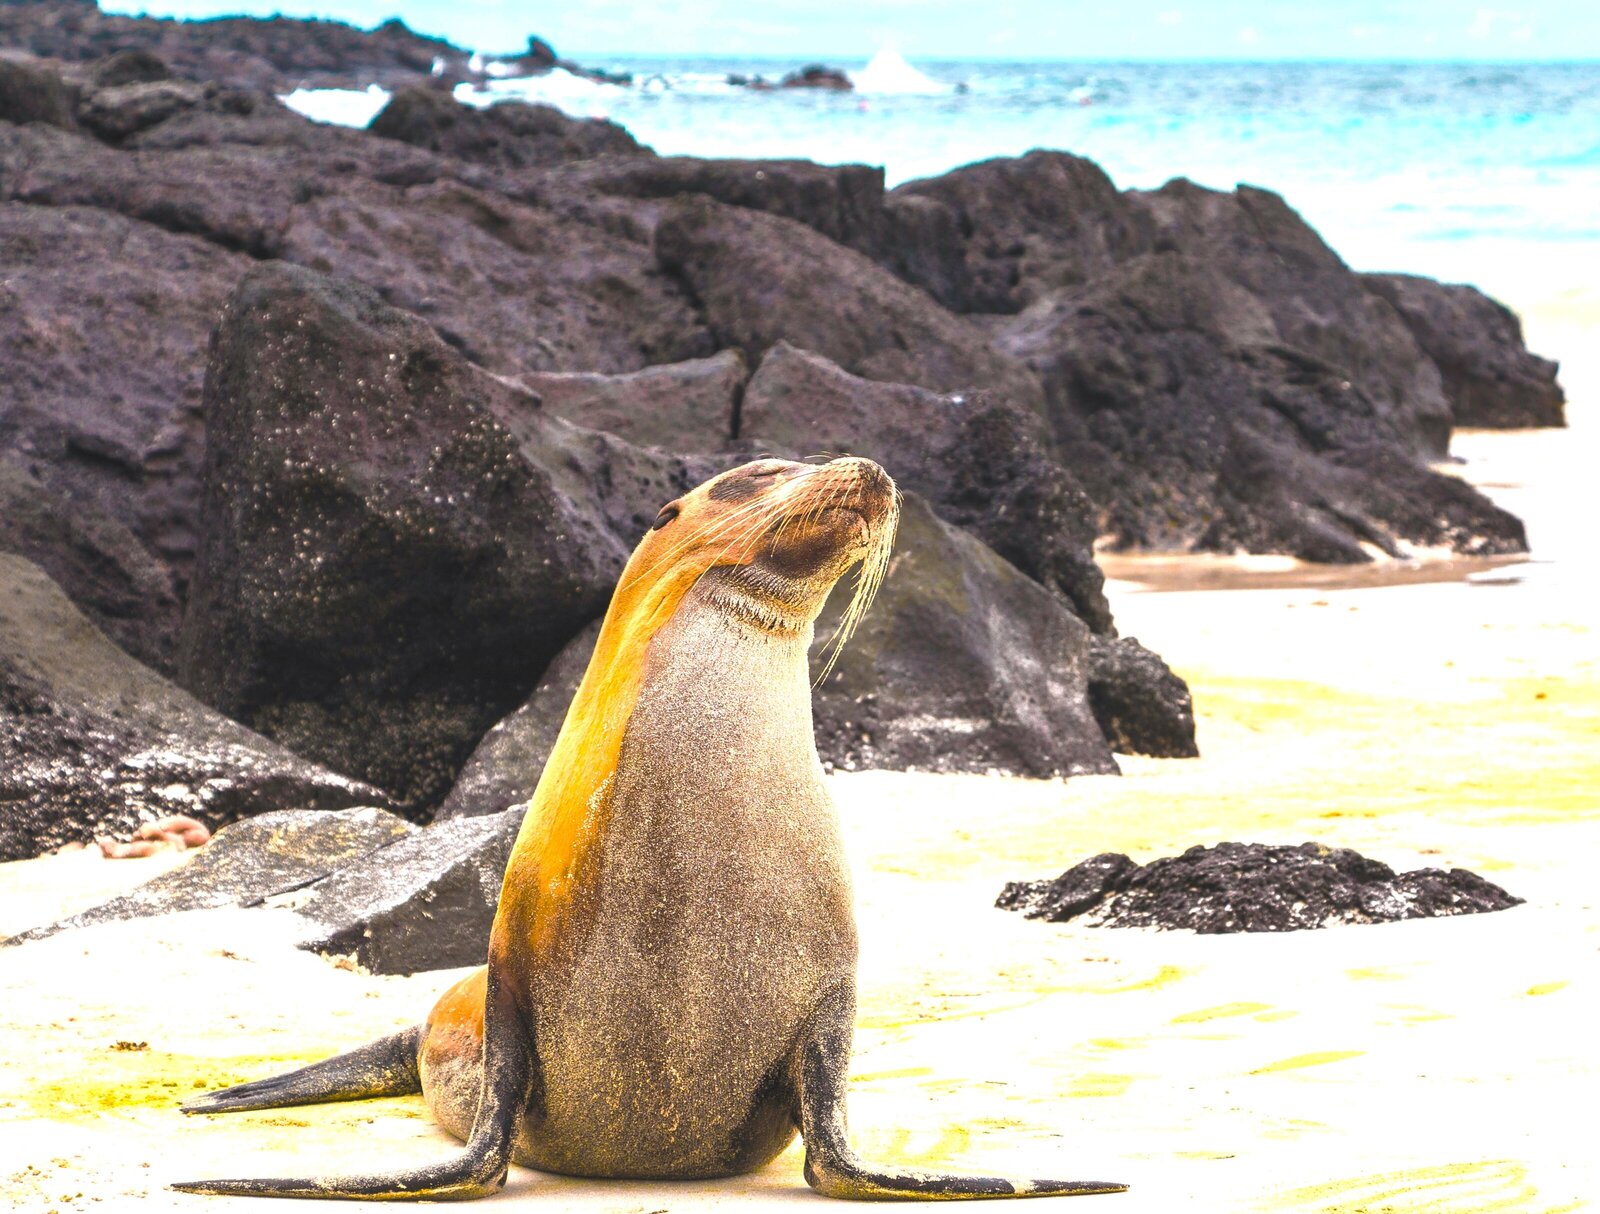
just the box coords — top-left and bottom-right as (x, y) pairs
(759, 457), (897, 579)
(808, 456), (896, 531)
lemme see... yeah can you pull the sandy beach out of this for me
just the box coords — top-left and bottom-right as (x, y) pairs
(2, 298), (1595, 1212)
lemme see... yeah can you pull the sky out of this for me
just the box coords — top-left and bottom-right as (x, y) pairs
(100, 0), (1600, 60)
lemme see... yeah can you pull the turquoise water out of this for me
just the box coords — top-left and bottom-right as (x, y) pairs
(293, 55), (1600, 306)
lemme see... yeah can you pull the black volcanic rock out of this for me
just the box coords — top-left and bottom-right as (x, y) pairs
(998, 841), (1524, 932)
(0, 554), (390, 862)
(997, 252), (1527, 562)
(292, 807), (521, 973)
(87, 47), (172, 88)
(1362, 273), (1566, 429)
(1086, 634), (1197, 759)
(2, 96), (710, 372)
(0, 49), (80, 127)
(369, 87), (647, 168)
(3, 806), (413, 945)
(554, 156), (888, 249)
(655, 194), (1044, 408)
(996, 853), (1137, 922)
(434, 619), (599, 820)
(895, 155), (1457, 458)
(1132, 179), (1453, 457)
(279, 176), (712, 375)
(76, 76), (205, 142)
(0, 454), (179, 670)
(893, 150), (1151, 314)
(781, 64), (852, 90)
(177, 264), (631, 816)
(810, 495), (1118, 779)
(740, 342), (1111, 631)
(0, 196), (251, 611)
(501, 35), (556, 74)
(515, 350), (746, 451)
(0, 3), (475, 92)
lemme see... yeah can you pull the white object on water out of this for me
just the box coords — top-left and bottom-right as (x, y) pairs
(851, 47), (948, 96)
(280, 83), (391, 128)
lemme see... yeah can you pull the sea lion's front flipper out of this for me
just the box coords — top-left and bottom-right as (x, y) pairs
(793, 982), (1128, 1201)
(172, 972), (533, 1202)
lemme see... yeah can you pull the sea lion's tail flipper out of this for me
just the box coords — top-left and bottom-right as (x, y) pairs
(173, 974), (533, 1201)
(181, 1026), (424, 1115)
(794, 984), (1128, 1201)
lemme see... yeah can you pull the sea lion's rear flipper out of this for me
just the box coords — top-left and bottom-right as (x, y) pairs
(172, 973), (533, 1201)
(181, 1026), (424, 1115)
(793, 983), (1128, 1201)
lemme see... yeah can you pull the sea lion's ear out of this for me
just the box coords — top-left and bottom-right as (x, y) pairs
(651, 503), (681, 531)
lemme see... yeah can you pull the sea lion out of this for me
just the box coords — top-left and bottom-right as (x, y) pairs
(174, 456), (1126, 1202)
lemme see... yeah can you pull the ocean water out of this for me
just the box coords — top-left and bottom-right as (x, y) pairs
(289, 51), (1600, 312)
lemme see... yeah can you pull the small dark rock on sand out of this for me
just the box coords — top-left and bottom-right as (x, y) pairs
(998, 841), (1522, 932)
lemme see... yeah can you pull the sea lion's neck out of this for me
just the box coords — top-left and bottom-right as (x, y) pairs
(634, 579), (818, 754)
(495, 569), (820, 958)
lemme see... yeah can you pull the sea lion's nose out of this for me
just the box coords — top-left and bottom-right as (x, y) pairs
(826, 456), (895, 498)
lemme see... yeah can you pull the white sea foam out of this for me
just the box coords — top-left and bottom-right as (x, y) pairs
(454, 68), (628, 118)
(850, 47), (948, 96)
(281, 83), (391, 128)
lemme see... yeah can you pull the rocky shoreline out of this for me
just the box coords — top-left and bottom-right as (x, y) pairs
(0, 3), (1567, 918)
(0, 0), (608, 93)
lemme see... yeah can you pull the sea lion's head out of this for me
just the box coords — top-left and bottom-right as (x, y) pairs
(622, 456), (899, 655)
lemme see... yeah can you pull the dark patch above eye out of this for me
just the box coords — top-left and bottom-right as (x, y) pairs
(651, 503), (681, 530)
(708, 474), (763, 503)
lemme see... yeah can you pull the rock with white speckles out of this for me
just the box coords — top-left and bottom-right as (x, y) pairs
(0, 554), (392, 862)
(177, 264), (715, 818)
(1085, 634), (1197, 759)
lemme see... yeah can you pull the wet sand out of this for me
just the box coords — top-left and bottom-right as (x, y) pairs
(2, 310), (1594, 1212)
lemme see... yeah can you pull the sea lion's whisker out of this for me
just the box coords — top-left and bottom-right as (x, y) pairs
(813, 473), (896, 685)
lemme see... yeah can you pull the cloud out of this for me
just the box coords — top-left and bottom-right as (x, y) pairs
(1237, 24), (1260, 46)
(1156, 9), (1182, 26)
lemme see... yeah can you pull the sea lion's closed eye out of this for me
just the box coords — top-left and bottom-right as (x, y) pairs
(652, 504), (681, 530)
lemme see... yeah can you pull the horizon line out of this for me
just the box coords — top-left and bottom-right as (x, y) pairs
(563, 51), (1600, 65)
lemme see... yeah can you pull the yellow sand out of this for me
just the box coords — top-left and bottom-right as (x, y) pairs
(1, 307), (1594, 1212)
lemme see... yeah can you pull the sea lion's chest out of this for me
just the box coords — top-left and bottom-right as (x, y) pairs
(527, 606), (856, 1173)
